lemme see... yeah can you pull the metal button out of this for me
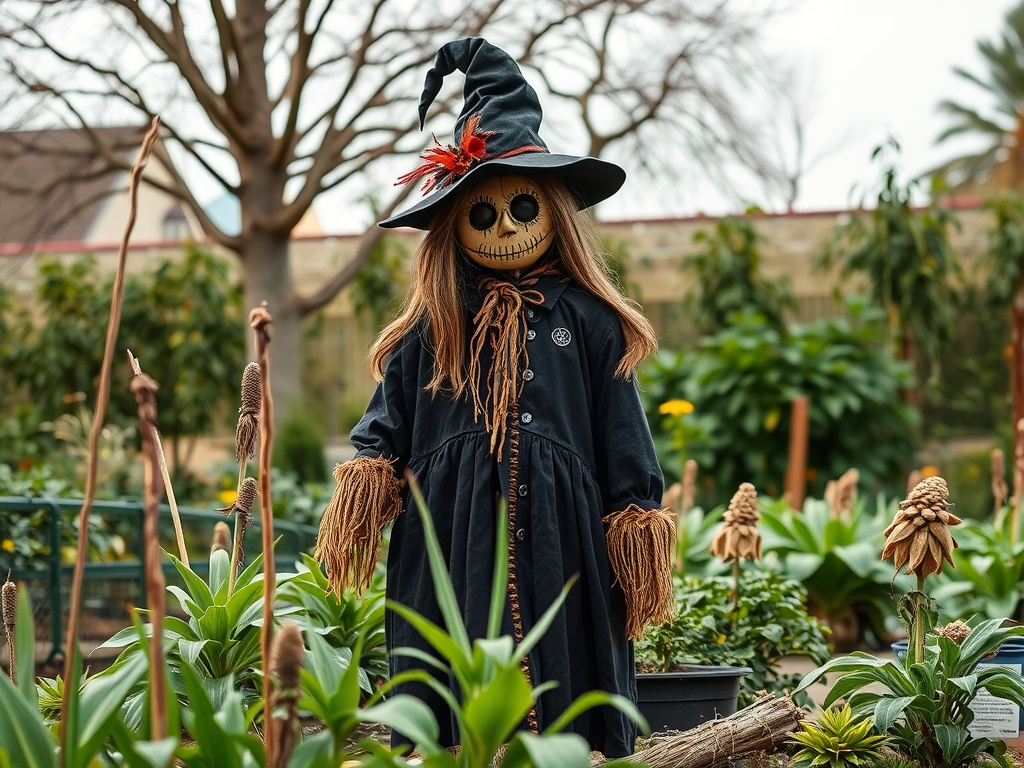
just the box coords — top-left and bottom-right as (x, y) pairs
(524, 369), (534, 381)
(526, 308), (536, 320)
(516, 528), (526, 541)
(526, 330), (536, 341)
(520, 412), (533, 424)
(518, 484), (528, 497)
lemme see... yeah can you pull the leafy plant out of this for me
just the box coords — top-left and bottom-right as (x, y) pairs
(639, 301), (917, 498)
(797, 617), (1024, 768)
(276, 553), (388, 694)
(635, 568), (831, 708)
(760, 495), (914, 649)
(788, 703), (889, 768)
(822, 139), (962, 374)
(0, 587), (151, 768)
(683, 213), (795, 334)
(272, 404), (328, 484)
(98, 548), (302, 726)
(932, 507), (1024, 622)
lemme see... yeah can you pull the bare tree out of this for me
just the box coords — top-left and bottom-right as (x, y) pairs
(0, 0), (781, 409)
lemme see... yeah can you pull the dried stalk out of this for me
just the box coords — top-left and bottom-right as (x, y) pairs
(128, 362), (168, 739)
(269, 621), (304, 768)
(250, 304), (277, 763)
(2, 575), (16, 684)
(617, 693), (804, 768)
(59, 115), (160, 762)
(993, 448), (1009, 514)
(128, 352), (188, 567)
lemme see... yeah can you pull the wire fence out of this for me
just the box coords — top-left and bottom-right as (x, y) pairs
(0, 496), (318, 666)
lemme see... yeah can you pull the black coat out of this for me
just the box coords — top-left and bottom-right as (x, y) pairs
(350, 271), (664, 756)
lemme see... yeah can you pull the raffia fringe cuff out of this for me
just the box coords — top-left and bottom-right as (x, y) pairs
(314, 455), (402, 596)
(604, 504), (676, 641)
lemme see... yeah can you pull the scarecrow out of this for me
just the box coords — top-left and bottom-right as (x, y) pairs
(316, 37), (674, 756)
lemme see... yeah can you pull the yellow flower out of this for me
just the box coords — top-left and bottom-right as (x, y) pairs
(1, 539), (13, 553)
(715, 634), (727, 644)
(218, 489), (238, 507)
(659, 399), (695, 417)
(921, 465), (941, 478)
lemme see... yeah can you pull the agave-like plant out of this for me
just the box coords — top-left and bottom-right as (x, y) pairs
(788, 702), (888, 768)
(97, 547), (303, 725)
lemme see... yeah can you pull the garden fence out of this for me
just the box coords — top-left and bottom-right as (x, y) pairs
(0, 496), (318, 666)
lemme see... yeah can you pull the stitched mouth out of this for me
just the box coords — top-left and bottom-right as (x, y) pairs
(466, 229), (552, 260)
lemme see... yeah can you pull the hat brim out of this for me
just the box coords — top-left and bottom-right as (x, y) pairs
(378, 153), (625, 230)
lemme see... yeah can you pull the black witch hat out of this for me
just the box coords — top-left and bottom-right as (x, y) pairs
(379, 38), (625, 230)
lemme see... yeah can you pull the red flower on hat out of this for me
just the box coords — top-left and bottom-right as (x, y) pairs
(396, 114), (494, 194)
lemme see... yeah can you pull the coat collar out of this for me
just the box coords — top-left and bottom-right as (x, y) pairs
(464, 260), (570, 313)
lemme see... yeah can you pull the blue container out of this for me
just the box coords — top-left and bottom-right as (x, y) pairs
(891, 639), (1024, 734)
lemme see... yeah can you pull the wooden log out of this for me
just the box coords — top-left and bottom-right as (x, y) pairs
(607, 694), (804, 768)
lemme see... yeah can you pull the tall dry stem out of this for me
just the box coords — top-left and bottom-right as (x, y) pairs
(128, 361), (169, 739)
(60, 116), (159, 762)
(2, 575), (16, 684)
(128, 352), (188, 566)
(251, 304), (277, 763)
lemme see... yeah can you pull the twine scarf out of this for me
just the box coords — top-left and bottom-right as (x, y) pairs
(467, 261), (562, 460)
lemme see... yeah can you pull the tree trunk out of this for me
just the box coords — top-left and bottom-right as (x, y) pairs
(240, 231), (303, 421)
(1012, 293), (1024, 435)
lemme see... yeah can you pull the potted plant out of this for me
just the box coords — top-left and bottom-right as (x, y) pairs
(635, 483), (832, 732)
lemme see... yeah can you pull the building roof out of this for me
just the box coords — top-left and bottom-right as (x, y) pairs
(0, 125), (146, 245)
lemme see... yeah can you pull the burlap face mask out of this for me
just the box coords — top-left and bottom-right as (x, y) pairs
(456, 175), (553, 271)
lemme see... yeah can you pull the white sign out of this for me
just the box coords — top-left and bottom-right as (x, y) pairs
(969, 663), (1022, 740)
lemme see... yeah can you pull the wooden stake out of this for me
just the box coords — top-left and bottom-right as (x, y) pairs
(784, 395), (809, 511)
(59, 116), (160, 764)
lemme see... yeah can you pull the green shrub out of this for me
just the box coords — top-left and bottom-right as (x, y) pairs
(635, 567), (831, 708)
(640, 300), (917, 497)
(273, 403), (328, 483)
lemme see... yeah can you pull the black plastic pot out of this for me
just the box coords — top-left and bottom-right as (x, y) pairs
(635, 665), (752, 733)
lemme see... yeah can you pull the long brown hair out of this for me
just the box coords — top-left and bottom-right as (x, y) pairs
(369, 176), (657, 394)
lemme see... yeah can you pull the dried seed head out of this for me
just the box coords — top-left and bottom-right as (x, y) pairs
(907, 469), (922, 496)
(935, 619), (972, 645)
(211, 521), (231, 556)
(661, 482), (683, 513)
(236, 477), (258, 514)
(270, 621), (305, 693)
(882, 476), (961, 578)
(992, 448), (1009, 510)
(235, 362), (262, 462)
(830, 468), (859, 518)
(710, 482), (762, 562)
(3, 575), (16, 685)
(2, 576), (16, 632)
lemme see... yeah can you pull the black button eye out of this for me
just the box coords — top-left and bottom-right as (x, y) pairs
(469, 202), (497, 231)
(510, 194), (539, 223)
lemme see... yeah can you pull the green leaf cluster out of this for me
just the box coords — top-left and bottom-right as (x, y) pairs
(797, 618), (1024, 768)
(760, 495), (914, 648)
(1, 247), (242, 451)
(822, 140), (962, 367)
(788, 703), (889, 768)
(635, 567), (831, 709)
(277, 553), (389, 692)
(932, 507), (1024, 622)
(683, 214), (796, 334)
(640, 301), (917, 496)
(96, 550), (303, 727)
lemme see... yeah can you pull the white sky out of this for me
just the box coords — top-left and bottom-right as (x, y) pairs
(746, 0), (1016, 214)
(315, 0), (1022, 230)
